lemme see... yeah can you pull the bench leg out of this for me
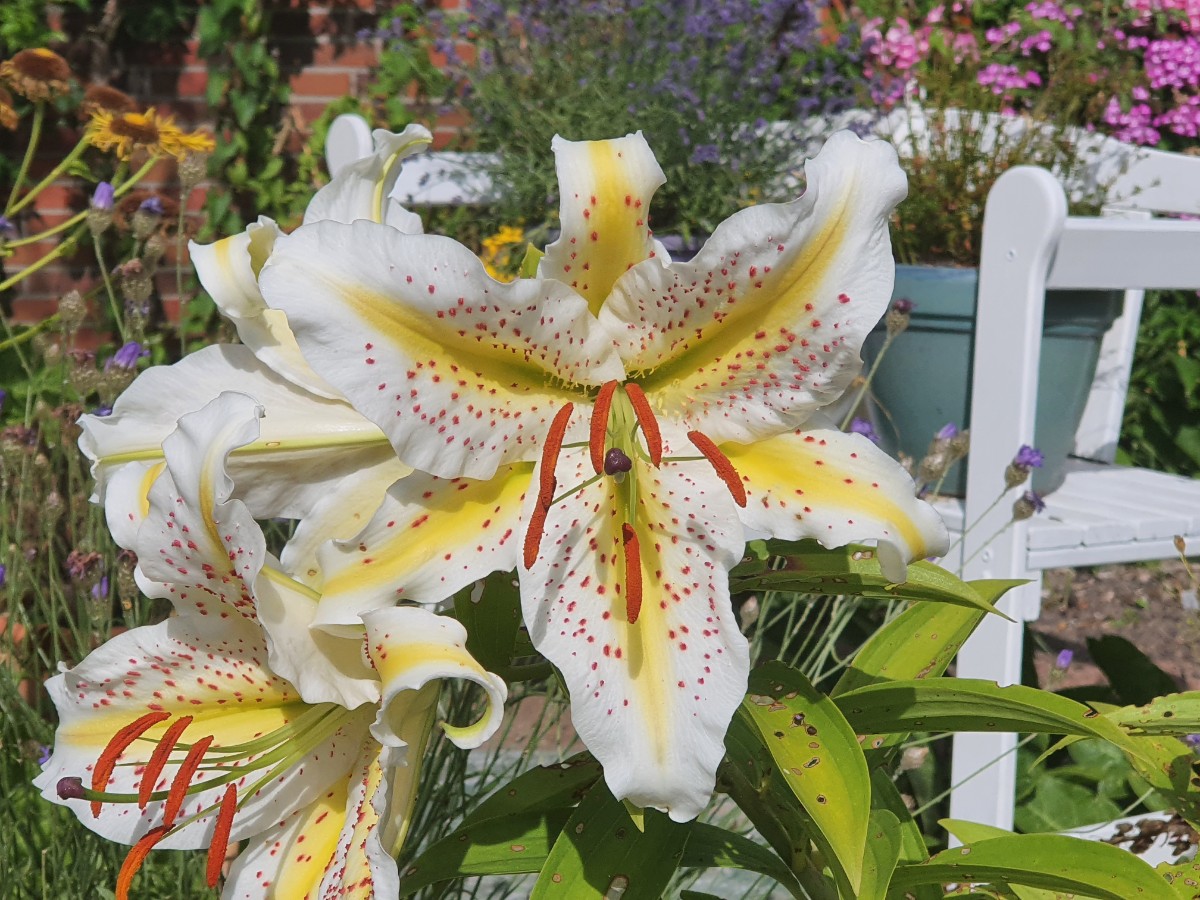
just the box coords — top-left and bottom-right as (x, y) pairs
(948, 579), (1041, 831)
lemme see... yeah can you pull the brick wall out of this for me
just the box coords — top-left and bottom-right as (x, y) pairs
(2, 1), (467, 343)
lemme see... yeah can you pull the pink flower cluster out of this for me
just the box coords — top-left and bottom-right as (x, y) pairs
(978, 62), (1042, 94)
(1103, 93), (1162, 144)
(1127, 0), (1200, 33)
(1024, 1), (1083, 28)
(1144, 36), (1200, 88)
(862, 16), (930, 72)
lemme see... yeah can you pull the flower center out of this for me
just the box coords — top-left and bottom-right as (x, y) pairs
(523, 380), (746, 625)
(58, 702), (361, 898)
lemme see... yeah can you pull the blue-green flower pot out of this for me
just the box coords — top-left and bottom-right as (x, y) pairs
(862, 265), (1123, 496)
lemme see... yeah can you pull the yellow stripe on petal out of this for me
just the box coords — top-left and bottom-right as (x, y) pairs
(271, 785), (349, 898)
(315, 463), (531, 621)
(726, 422), (949, 579)
(542, 134), (667, 313)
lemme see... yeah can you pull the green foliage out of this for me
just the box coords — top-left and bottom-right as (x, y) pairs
(1120, 289), (1200, 475)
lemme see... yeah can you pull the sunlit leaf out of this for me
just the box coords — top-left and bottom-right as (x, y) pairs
(463, 752), (602, 828)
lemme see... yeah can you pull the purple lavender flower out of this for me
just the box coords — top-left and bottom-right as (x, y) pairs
(1014, 445), (1045, 468)
(849, 417), (882, 445)
(936, 422), (959, 441)
(37, 744), (51, 766)
(91, 181), (115, 212)
(892, 297), (915, 314)
(1012, 489), (1047, 521)
(90, 576), (109, 601)
(689, 144), (720, 165)
(105, 341), (149, 371)
(0, 388), (6, 412)
(1054, 648), (1074, 670)
(92, 404), (114, 418)
(0, 216), (15, 237)
(0, 562), (5, 589)
(1185, 733), (1200, 751)
(138, 196), (164, 216)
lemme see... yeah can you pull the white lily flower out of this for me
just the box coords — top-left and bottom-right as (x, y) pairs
(78, 125), (434, 562)
(37, 393), (505, 898)
(257, 130), (950, 822)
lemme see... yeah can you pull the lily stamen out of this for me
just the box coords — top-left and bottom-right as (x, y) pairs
(621, 523), (643, 624)
(162, 735), (214, 828)
(623, 383), (661, 466)
(206, 784), (238, 888)
(138, 714), (192, 808)
(590, 380), (619, 473)
(92, 710), (170, 817)
(687, 431), (747, 508)
(116, 826), (170, 900)
(523, 474), (555, 569)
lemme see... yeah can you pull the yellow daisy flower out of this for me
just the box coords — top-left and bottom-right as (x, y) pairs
(0, 86), (17, 131)
(86, 107), (184, 160)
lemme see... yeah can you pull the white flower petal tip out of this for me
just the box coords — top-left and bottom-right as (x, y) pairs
(304, 124), (433, 231)
(728, 420), (950, 581)
(363, 607), (507, 752)
(542, 132), (667, 311)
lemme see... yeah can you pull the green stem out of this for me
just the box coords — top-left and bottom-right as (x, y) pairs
(91, 232), (126, 343)
(5, 102), (45, 215)
(7, 136), (91, 218)
(0, 314), (60, 353)
(839, 331), (895, 430)
(942, 489), (1010, 561)
(0, 228), (82, 293)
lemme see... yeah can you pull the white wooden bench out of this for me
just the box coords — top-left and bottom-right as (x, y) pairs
(946, 153), (1200, 831)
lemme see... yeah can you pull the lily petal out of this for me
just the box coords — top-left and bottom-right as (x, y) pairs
(32, 617), (371, 850)
(602, 131), (906, 445)
(304, 124), (431, 232)
(102, 459), (164, 551)
(260, 220), (625, 479)
(136, 391), (379, 708)
(313, 463), (530, 631)
(541, 132), (667, 313)
(520, 432), (748, 822)
(726, 416), (949, 582)
(363, 606), (507, 753)
(79, 344), (404, 522)
(191, 218), (343, 400)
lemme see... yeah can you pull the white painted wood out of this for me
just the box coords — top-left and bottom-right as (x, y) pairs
(949, 157), (1200, 833)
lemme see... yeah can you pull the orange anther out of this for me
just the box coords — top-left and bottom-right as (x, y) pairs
(138, 715), (193, 809)
(541, 403), (573, 497)
(687, 431), (747, 507)
(206, 784), (238, 888)
(92, 710), (171, 818)
(161, 734), (214, 829)
(590, 381), (619, 474)
(116, 825), (170, 900)
(622, 524), (643, 624)
(623, 383), (662, 467)
(523, 475), (555, 570)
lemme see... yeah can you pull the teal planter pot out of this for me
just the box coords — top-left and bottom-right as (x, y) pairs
(862, 265), (1123, 496)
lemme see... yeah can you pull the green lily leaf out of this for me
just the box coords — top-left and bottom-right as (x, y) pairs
(397, 810), (568, 897)
(531, 782), (689, 899)
(858, 809), (901, 900)
(891, 830), (1176, 900)
(739, 661), (871, 896)
(1157, 857), (1200, 899)
(462, 752), (602, 828)
(681, 823), (806, 899)
(730, 540), (1017, 617)
(1106, 692), (1200, 735)
(870, 770), (941, 899)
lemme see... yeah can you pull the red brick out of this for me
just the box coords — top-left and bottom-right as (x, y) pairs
(289, 70), (353, 99)
(174, 69), (209, 99)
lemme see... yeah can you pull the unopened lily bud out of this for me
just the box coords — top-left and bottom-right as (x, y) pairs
(1012, 490), (1046, 521)
(58, 289), (87, 332)
(886, 297), (915, 337)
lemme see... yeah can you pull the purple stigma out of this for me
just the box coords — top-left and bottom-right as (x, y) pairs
(57, 776), (86, 800)
(604, 448), (633, 475)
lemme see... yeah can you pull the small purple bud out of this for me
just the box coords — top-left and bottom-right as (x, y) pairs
(37, 744), (51, 766)
(105, 341), (148, 371)
(91, 576), (109, 601)
(1024, 490), (1046, 513)
(57, 776), (86, 800)
(138, 196), (164, 216)
(0, 387), (7, 411)
(92, 404), (113, 418)
(91, 181), (115, 212)
(0, 215), (14, 237)
(1013, 444), (1045, 468)
(1054, 648), (1073, 670)
(849, 417), (881, 445)
(892, 297), (915, 314)
(0, 563), (5, 589)
(936, 422), (959, 441)
(603, 448), (633, 475)
(1185, 734), (1200, 750)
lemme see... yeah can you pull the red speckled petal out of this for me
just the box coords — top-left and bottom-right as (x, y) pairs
(600, 132), (906, 445)
(540, 132), (666, 314)
(313, 464), (531, 630)
(260, 220), (626, 480)
(32, 617), (373, 851)
(134, 392), (379, 709)
(727, 416), (949, 582)
(519, 427), (748, 822)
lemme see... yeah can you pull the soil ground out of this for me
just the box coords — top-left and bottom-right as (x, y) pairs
(1030, 558), (1200, 691)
